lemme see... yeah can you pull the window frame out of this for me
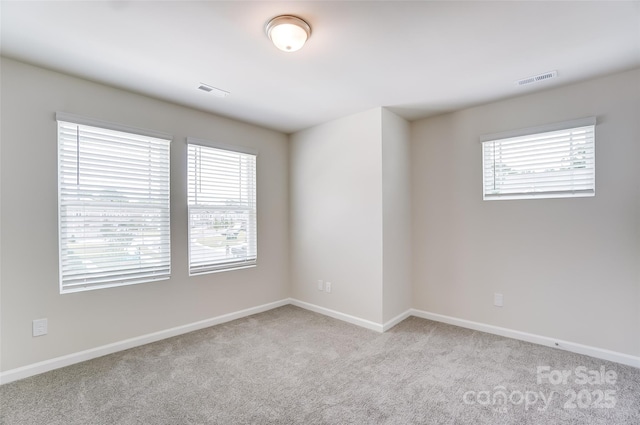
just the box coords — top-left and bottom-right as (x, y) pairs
(56, 112), (172, 294)
(186, 138), (258, 276)
(480, 117), (596, 201)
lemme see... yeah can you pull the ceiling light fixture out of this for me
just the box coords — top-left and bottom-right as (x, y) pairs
(265, 15), (311, 52)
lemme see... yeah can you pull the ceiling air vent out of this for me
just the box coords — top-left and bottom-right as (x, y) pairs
(197, 83), (230, 98)
(516, 70), (558, 87)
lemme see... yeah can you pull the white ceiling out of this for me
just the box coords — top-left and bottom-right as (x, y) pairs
(1, 1), (639, 134)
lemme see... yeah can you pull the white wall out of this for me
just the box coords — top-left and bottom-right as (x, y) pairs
(411, 68), (640, 357)
(381, 109), (412, 323)
(290, 109), (384, 323)
(0, 58), (290, 371)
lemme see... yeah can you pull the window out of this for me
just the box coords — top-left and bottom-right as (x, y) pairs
(482, 117), (595, 200)
(57, 113), (171, 293)
(187, 141), (257, 274)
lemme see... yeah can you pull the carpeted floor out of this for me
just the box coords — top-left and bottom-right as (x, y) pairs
(1, 305), (639, 424)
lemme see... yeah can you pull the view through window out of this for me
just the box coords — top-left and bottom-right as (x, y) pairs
(187, 142), (257, 274)
(57, 116), (171, 293)
(482, 120), (595, 200)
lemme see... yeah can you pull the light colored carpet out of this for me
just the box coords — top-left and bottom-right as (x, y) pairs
(1, 305), (639, 424)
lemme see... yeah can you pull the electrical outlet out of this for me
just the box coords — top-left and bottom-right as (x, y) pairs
(317, 280), (324, 291)
(325, 282), (332, 293)
(494, 293), (503, 307)
(33, 318), (48, 337)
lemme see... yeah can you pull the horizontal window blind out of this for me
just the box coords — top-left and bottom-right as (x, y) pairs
(58, 119), (171, 293)
(482, 123), (595, 200)
(188, 143), (257, 275)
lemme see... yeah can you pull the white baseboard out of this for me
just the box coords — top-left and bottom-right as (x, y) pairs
(3, 300), (637, 385)
(289, 299), (385, 332)
(410, 308), (640, 369)
(0, 298), (290, 385)
(383, 310), (412, 332)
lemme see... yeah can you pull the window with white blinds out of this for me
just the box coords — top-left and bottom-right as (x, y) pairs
(57, 114), (171, 293)
(482, 118), (595, 200)
(187, 142), (257, 275)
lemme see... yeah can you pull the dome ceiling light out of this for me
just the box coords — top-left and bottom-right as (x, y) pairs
(265, 15), (311, 53)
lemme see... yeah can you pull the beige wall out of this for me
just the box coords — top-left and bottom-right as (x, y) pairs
(0, 58), (290, 371)
(289, 107), (412, 325)
(411, 68), (640, 357)
(290, 109), (384, 323)
(381, 109), (412, 323)
(2, 57), (638, 374)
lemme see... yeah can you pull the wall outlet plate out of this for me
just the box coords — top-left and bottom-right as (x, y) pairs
(494, 293), (504, 307)
(325, 282), (332, 293)
(33, 318), (48, 337)
(317, 280), (324, 291)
